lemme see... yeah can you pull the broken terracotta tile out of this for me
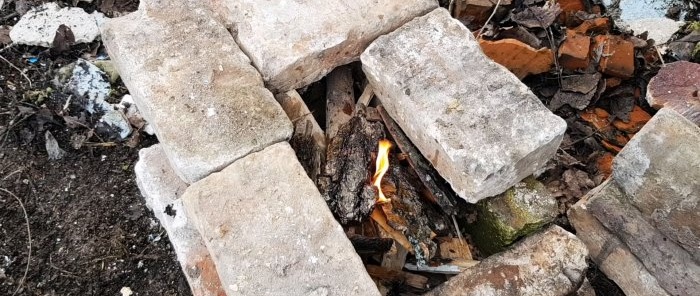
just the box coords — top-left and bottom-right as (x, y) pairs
(601, 140), (623, 153)
(595, 152), (614, 179)
(558, 0), (586, 25)
(592, 35), (635, 79)
(646, 61), (700, 126)
(581, 108), (611, 131)
(574, 18), (610, 35)
(479, 38), (554, 79)
(606, 77), (622, 89)
(559, 30), (591, 70)
(453, 0), (512, 30)
(613, 106), (652, 133)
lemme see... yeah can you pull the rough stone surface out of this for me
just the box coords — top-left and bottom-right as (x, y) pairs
(181, 142), (380, 296)
(134, 145), (225, 296)
(209, 0), (438, 92)
(10, 2), (105, 47)
(101, 1), (292, 183)
(587, 179), (700, 295)
(468, 177), (558, 255)
(612, 108), (700, 260)
(426, 225), (588, 296)
(361, 8), (566, 203)
(646, 61), (700, 126)
(568, 181), (671, 296)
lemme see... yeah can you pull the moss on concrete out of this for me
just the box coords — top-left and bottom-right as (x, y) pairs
(466, 177), (557, 256)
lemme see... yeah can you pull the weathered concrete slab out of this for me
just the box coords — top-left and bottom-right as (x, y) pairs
(468, 177), (557, 255)
(134, 145), (225, 296)
(101, 1), (292, 183)
(426, 225), (588, 296)
(568, 181), (671, 296)
(361, 8), (566, 203)
(181, 142), (380, 296)
(10, 2), (105, 47)
(586, 179), (700, 296)
(612, 108), (700, 260)
(209, 0), (438, 92)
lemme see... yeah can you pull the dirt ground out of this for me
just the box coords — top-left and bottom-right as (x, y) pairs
(1, 1), (193, 295)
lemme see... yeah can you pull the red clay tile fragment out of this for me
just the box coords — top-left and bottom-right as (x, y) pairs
(592, 35), (635, 79)
(559, 30), (591, 70)
(573, 18), (610, 35)
(596, 152), (614, 179)
(479, 38), (554, 79)
(453, 0), (513, 30)
(646, 61), (700, 126)
(601, 140), (622, 153)
(558, 0), (585, 25)
(612, 106), (652, 133)
(581, 108), (611, 131)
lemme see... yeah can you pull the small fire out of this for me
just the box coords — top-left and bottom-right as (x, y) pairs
(372, 139), (392, 204)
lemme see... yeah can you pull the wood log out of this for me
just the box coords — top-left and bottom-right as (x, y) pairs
(325, 66), (355, 140)
(378, 106), (459, 216)
(320, 109), (385, 224)
(275, 90), (326, 182)
(366, 265), (429, 290)
(348, 234), (394, 255)
(356, 83), (374, 108)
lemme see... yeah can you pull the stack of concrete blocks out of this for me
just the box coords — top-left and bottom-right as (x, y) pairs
(104, 0), (573, 294)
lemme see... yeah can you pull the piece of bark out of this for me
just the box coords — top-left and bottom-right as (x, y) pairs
(326, 65), (355, 140)
(379, 159), (452, 266)
(366, 265), (429, 290)
(348, 234), (394, 255)
(378, 106), (459, 215)
(276, 90), (326, 182)
(321, 110), (385, 223)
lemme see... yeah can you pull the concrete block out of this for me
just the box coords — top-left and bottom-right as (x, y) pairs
(134, 144), (225, 296)
(426, 225), (588, 296)
(361, 8), (566, 203)
(102, 1), (292, 183)
(210, 0), (438, 92)
(182, 142), (380, 296)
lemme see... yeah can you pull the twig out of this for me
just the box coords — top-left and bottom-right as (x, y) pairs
(0, 53), (32, 87)
(654, 45), (666, 66)
(477, 0), (502, 39)
(448, 0), (455, 15)
(0, 188), (32, 296)
(451, 215), (465, 245)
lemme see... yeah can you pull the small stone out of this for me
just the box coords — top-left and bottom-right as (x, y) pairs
(101, 2), (292, 183)
(646, 61), (700, 125)
(467, 177), (558, 255)
(65, 59), (111, 114)
(45, 131), (66, 160)
(119, 287), (133, 296)
(9, 3), (105, 47)
(426, 225), (588, 296)
(479, 38), (554, 79)
(592, 35), (635, 79)
(210, 0), (437, 92)
(362, 8), (566, 202)
(558, 30), (591, 70)
(182, 142), (379, 296)
(134, 145), (226, 296)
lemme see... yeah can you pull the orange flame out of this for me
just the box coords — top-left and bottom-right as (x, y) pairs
(373, 139), (392, 204)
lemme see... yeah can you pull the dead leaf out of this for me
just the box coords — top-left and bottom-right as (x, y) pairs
(512, 3), (562, 29)
(51, 24), (75, 54)
(550, 89), (596, 110)
(562, 73), (602, 94)
(498, 26), (542, 49)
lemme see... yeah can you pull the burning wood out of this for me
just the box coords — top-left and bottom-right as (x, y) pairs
(372, 139), (392, 204)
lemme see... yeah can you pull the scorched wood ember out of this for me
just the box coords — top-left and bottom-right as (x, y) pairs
(320, 108), (385, 224)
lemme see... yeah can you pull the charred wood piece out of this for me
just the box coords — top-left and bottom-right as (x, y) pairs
(348, 234), (394, 255)
(378, 106), (460, 216)
(320, 109), (385, 224)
